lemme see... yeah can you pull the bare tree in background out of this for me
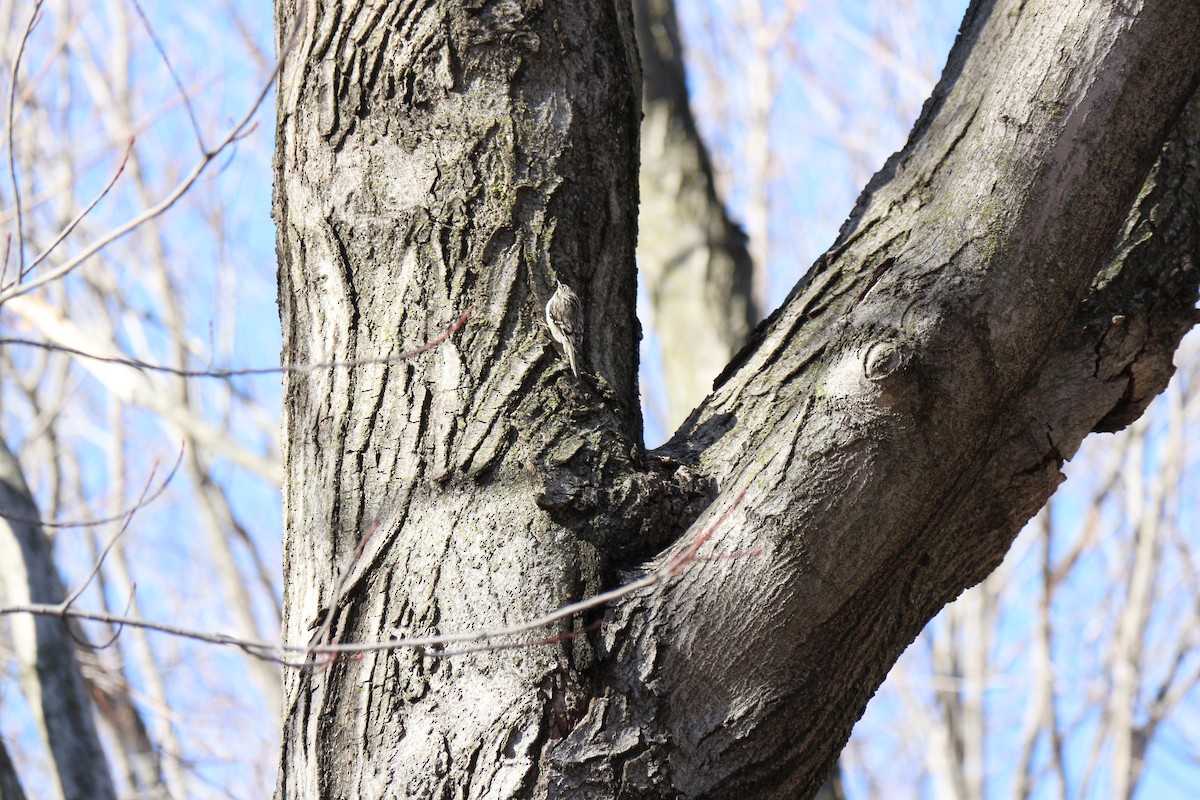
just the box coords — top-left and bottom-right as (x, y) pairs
(634, 0), (757, 434)
(0, 1), (281, 797)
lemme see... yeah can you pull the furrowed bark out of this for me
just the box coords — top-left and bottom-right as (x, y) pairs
(634, 2), (844, 796)
(274, 0), (1200, 798)
(274, 1), (663, 796)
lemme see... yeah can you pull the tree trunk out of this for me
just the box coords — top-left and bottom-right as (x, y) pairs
(634, 0), (758, 432)
(0, 736), (27, 800)
(274, 1), (1200, 798)
(274, 1), (647, 796)
(0, 438), (116, 800)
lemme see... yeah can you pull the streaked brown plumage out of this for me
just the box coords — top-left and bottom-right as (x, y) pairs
(545, 282), (583, 378)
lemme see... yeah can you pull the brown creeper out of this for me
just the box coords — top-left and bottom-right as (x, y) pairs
(545, 282), (584, 378)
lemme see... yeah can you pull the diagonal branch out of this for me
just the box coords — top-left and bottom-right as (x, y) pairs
(552, 3), (1200, 798)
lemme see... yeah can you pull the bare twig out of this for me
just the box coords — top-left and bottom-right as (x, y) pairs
(4, 0), (44, 288)
(429, 619), (606, 660)
(0, 17), (291, 305)
(0, 438), (182, 531)
(0, 310), (471, 378)
(88, 581), (137, 651)
(62, 446), (181, 612)
(23, 139), (134, 280)
(310, 520), (380, 658)
(131, 0), (206, 152)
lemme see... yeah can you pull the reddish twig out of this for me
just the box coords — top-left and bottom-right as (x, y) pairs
(61, 446), (183, 613)
(663, 489), (746, 576)
(0, 490), (752, 668)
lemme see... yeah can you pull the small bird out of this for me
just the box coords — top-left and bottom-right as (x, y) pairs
(545, 282), (584, 378)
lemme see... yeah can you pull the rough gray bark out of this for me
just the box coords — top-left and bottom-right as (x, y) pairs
(634, 0), (758, 432)
(274, 1), (1200, 798)
(0, 438), (116, 800)
(274, 1), (654, 797)
(634, 3), (843, 796)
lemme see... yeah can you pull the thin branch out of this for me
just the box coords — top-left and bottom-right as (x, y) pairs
(62, 447), (178, 612)
(22, 138), (133, 279)
(417, 490), (746, 658)
(86, 580), (136, 651)
(429, 619), (606, 659)
(5, 0), (43, 288)
(0, 309), (472, 378)
(13, 4), (87, 115)
(0, 601), (286, 659)
(0, 441), (183, 529)
(311, 520), (380, 656)
(0, 16), (292, 305)
(131, 0), (206, 152)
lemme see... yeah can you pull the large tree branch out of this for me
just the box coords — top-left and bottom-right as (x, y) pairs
(551, 2), (1200, 797)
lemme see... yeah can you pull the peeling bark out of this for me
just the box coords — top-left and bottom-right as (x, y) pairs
(274, 1), (1200, 798)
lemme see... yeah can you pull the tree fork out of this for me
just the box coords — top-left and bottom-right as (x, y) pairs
(274, 0), (1200, 798)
